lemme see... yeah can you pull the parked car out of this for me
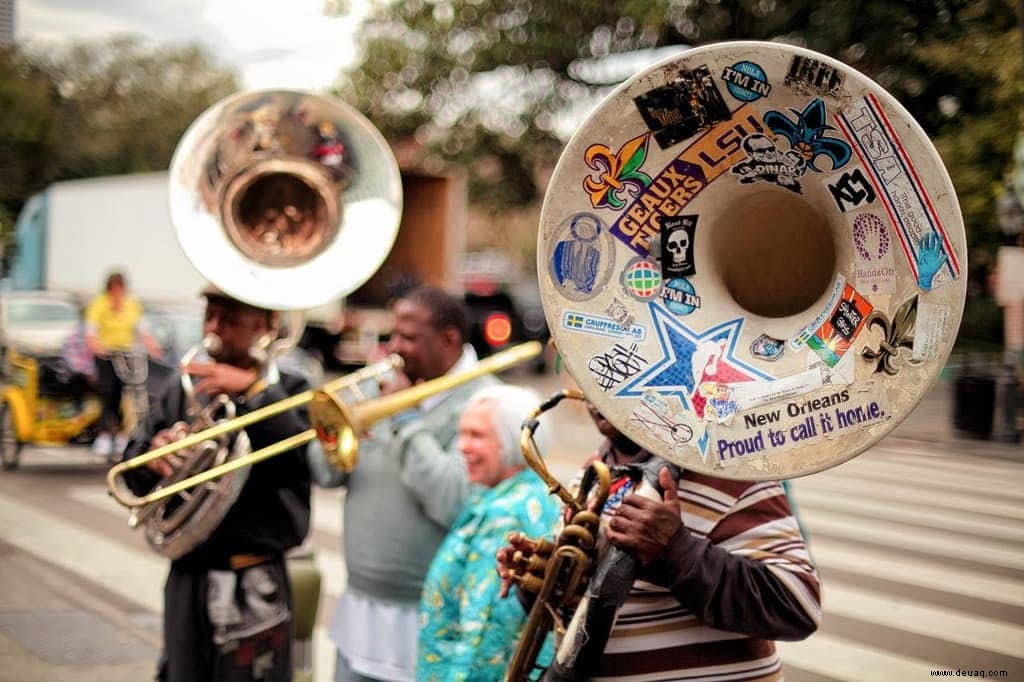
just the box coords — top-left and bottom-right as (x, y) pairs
(461, 271), (550, 374)
(0, 288), (81, 356)
(0, 290), (82, 361)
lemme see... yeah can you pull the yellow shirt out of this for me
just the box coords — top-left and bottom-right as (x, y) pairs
(85, 293), (143, 351)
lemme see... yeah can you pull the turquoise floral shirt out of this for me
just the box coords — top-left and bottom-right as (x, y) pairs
(417, 468), (559, 681)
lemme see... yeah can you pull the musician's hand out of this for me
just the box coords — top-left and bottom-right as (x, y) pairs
(184, 362), (258, 396)
(496, 532), (540, 599)
(379, 369), (413, 396)
(145, 422), (188, 477)
(606, 467), (682, 563)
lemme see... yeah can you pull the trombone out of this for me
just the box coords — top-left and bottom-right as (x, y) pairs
(106, 341), (543, 510)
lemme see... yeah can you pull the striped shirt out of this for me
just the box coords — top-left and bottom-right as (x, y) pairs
(562, 446), (821, 681)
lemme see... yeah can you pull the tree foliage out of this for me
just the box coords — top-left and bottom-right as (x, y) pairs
(0, 36), (238, 229)
(0, 48), (60, 224)
(337, 0), (1020, 255)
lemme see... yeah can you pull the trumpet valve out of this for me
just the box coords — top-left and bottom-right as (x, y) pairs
(511, 571), (545, 594)
(511, 550), (548, 577)
(534, 537), (556, 555)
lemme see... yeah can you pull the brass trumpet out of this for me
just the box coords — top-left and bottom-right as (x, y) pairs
(106, 341), (544, 511)
(506, 389), (612, 682)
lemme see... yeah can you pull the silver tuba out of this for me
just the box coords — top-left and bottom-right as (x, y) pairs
(120, 89), (403, 559)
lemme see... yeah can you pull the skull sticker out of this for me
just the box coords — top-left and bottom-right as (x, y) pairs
(661, 214), (697, 278)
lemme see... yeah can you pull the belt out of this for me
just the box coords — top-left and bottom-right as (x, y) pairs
(229, 553), (275, 570)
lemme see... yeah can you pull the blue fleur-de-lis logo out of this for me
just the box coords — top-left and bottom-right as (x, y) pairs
(763, 98), (852, 172)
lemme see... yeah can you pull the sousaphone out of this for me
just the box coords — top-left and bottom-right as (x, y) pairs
(170, 89), (403, 310)
(508, 40), (969, 681)
(539, 41), (967, 480)
(138, 89), (403, 558)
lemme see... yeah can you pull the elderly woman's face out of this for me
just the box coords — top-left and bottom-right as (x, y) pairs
(458, 401), (507, 487)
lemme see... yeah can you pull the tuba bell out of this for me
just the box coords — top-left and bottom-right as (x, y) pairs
(509, 40), (969, 679)
(124, 89), (404, 559)
(169, 89), (403, 311)
(537, 40), (967, 480)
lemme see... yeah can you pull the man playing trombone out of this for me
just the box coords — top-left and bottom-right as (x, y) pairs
(120, 285), (313, 682)
(309, 285), (498, 682)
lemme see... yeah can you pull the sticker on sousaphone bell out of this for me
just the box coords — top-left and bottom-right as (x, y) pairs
(537, 41), (967, 480)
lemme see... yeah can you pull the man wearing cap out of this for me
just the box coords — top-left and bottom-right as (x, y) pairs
(121, 285), (313, 682)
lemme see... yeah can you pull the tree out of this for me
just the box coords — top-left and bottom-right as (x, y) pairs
(916, 2), (1022, 251)
(0, 36), (239, 234)
(0, 47), (60, 223)
(34, 36), (239, 181)
(337, 0), (1019, 259)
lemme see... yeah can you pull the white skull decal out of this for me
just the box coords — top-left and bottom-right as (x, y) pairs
(743, 134), (777, 163)
(666, 229), (689, 268)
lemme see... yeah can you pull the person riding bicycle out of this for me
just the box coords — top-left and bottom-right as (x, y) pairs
(85, 271), (162, 457)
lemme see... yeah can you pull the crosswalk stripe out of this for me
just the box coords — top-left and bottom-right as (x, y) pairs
(807, 536), (1024, 607)
(42, 459), (1024, 682)
(795, 475), (1024, 519)
(827, 459), (1024, 498)
(315, 542), (346, 600)
(67, 484), (350, 599)
(311, 489), (343, 537)
(878, 448), (1024, 479)
(777, 631), (936, 679)
(0, 494), (165, 614)
(25, 486), (344, 682)
(314, 626), (335, 682)
(801, 508), (1024, 570)
(823, 582), (1024, 658)
(791, 488), (1024, 543)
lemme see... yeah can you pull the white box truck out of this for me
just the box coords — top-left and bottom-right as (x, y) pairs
(7, 172), (206, 303)
(6, 170), (469, 369)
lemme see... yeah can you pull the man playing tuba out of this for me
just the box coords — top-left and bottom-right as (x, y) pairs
(120, 285), (313, 682)
(497, 403), (821, 680)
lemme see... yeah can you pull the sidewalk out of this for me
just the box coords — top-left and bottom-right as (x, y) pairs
(0, 375), (1018, 682)
(0, 539), (161, 682)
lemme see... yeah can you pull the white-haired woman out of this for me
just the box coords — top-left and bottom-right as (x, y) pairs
(417, 384), (559, 681)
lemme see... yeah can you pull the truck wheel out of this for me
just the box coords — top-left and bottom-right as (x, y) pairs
(0, 399), (22, 471)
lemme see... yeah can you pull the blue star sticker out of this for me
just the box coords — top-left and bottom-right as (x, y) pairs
(616, 302), (772, 411)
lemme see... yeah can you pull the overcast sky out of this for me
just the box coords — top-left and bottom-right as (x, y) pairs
(16, 0), (367, 91)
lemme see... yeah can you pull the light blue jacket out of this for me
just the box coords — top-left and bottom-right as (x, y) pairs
(417, 468), (559, 681)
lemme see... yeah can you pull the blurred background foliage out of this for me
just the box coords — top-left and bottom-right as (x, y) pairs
(332, 0), (1020, 350)
(0, 0), (1018, 348)
(336, 0), (1020, 259)
(0, 36), (237, 273)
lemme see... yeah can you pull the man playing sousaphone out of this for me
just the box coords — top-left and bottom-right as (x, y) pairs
(121, 285), (313, 682)
(497, 403), (820, 680)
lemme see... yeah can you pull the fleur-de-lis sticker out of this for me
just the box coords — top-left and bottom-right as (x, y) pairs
(861, 296), (920, 375)
(583, 133), (653, 210)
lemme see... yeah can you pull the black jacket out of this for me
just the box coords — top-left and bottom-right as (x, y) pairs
(123, 370), (312, 570)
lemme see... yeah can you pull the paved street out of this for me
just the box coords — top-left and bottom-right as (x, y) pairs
(0, 371), (1021, 681)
